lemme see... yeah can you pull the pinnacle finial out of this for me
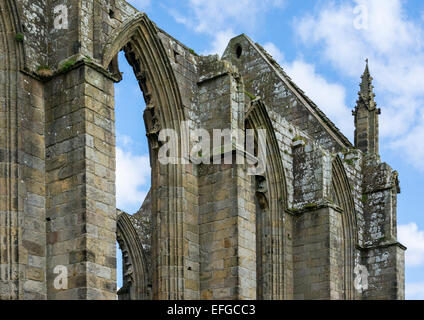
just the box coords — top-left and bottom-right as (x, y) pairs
(358, 58), (374, 105)
(353, 58), (380, 155)
(363, 58), (370, 76)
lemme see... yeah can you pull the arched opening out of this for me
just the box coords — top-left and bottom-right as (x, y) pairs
(116, 211), (150, 300)
(114, 50), (151, 298)
(255, 175), (270, 300)
(331, 156), (358, 300)
(245, 100), (288, 300)
(103, 13), (187, 299)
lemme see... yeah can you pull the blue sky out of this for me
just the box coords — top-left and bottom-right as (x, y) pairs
(115, 0), (424, 299)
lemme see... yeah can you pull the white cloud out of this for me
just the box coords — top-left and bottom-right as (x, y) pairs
(263, 42), (285, 64)
(116, 147), (150, 212)
(172, 0), (355, 140)
(398, 223), (424, 300)
(116, 133), (133, 148)
(406, 282), (424, 300)
(399, 223), (424, 267)
(127, 0), (151, 10)
(295, 0), (424, 170)
(284, 60), (353, 139)
(179, 0), (286, 34)
(169, 0), (286, 55)
(391, 111), (424, 166)
(261, 41), (353, 139)
(206, 29), (237, 56)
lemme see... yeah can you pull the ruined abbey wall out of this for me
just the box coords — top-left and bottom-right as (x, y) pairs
(0, 0), (404, 300)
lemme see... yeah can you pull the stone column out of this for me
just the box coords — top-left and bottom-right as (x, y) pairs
(292, 140), (346, 299)
(361, 156), (405, 300)
(293, 206), (342, 300)
(45, 62), (117, 300)
(198, 152), (256, 300)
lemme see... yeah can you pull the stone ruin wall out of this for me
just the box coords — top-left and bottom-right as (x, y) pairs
(0, 0), (405, 300)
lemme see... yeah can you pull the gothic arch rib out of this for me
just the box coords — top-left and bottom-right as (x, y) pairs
(245, 100), (288, 208)
(117, 212), (149, 300)
(0, 0), (26, 300)
(102, 13), (188, 299)
(102, 13), (185, 126)
(245, 99), (288, 300)
(102, 13), (186, 166)
(2, 0), (26, 68)
(331, 156), (358, 300)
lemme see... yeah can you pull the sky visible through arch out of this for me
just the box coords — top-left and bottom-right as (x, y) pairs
(115, 52), (149, 289)
(115, 0), (424, 299)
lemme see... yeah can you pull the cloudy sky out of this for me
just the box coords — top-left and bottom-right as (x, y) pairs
(115, 0), (424, 299)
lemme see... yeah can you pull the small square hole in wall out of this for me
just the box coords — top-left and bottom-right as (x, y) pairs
(109, 9), (115, 19)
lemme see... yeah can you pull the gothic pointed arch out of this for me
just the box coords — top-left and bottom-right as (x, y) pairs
(102, 12), (185, 129)
(245, 99), (288, 300)
(0, 0), (26, 300)
(1, 0), (26, 68)
(116, 212), (150, 300)
(331, 156), (358, 299)
(101, 13), (189, 299)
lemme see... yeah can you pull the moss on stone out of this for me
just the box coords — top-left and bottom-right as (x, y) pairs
(293, 135), (307, 143)
(244, 90), (256, 101)
(288, 207), (300, 215)
(344, 158), (354, 166)
(15, 33), (24, 43)
(61, 58), (77, 73)
(188, 48), (198, 56)
(304, 203), (318, 210)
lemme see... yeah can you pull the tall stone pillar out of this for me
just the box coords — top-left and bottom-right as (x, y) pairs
(293, 206), (346, 299)
(45, 61), (117, 299)
(198, 153), (256, 300)
(1, 0), (48, 300)
(361, 156), (405, 300)
(292, 140), (346, 299)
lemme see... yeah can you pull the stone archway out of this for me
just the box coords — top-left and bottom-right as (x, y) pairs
(102, 13), (194, 299)
(0, 0), (27, 300)
(245, 100), (289, 300)
(331, 156), (358, 300)
(116, 211), (150, 300)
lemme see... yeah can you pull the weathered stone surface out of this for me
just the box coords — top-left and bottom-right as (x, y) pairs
(0, 0), (404, 300)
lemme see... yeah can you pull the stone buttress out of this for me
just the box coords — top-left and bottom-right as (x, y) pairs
(0, 1), (405, 300)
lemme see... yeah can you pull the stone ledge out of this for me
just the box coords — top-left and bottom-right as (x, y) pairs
(20, 57), (120, 83)
(286, 201), (343, 216)
(358, 241), (407, 251)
